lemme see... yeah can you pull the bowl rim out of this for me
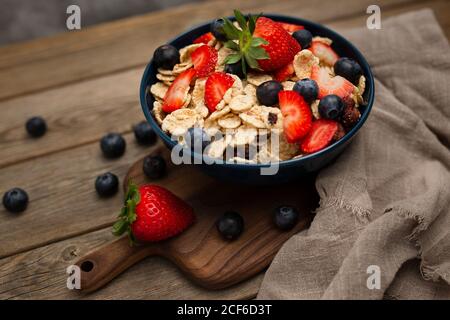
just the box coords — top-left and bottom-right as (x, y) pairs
(140, 14), (375, 169)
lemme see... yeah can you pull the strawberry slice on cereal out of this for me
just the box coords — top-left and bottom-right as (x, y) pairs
(309, 40), (339, 66)
(273, 61), (295, 82)
(193, 32), (215, 44)
(162, 68), (196, 113)
(300, 119), (339, 154)
(278, 22), (304, 33)
(311, 65), (354, 99)
(192, 44), (218, 78)
(279, 90), (312, 143)
(204, 72), (235, 112)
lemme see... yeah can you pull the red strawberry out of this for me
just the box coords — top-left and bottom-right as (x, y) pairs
(273, 61), (295, 82)
(311, 65), (354, 99)
(309, 41), (339, 66)
(191, 45), (218, 78)
(204, 72), (235, 112)
(113, 183), (195, 243)
(254, 17), (301, 71)
(300, 119), (339, 154)
(278, 22), (304, 33)
(162, 68), (196, 113)
(278, 90), (312, 143)
(193, 32), (214, 44)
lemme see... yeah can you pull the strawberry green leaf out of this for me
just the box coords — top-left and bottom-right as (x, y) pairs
(248, 46), (269, 60)
(112, 181), (141, 245)
(244, 53), (260, 70)
(250, 37), (268, 47)
(248, 13), (261, 34)
(233, 9), (247, 30)
(224, 40), (239, 51)
(112, 219), (128, 236)
(224, 53), (242, 65)
(222, 17), (240, 40)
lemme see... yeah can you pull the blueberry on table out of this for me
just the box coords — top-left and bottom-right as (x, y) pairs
(224, 60), (246, 79)
(2, 188), (29, 213)
(318, 95), (344, 120)
(293, 78), (319, 104)
(153, 44), (180, 70)
(256, 80), (283, 106)
(95, 172), (119, 197)
(184, 127), (210, 151)
(133, 121), (157, 146)
(334, 57), (362, 85)
(216, 211), (244, 241)
(210, 19), (227, 42)
(292, 29), (313, 49)
(25, 116), (47, 138)
(273, 205), (299, 231)
(100, 133), (126, 158)
(143, 155), (166, 179)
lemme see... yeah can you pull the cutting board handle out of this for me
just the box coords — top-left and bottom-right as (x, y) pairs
(74, 236), (158, 292)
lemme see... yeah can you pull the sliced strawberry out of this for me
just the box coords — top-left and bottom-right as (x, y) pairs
(204, 72), (235, 112)
(191, 45), (218, 78)
(311, 65), (354, 99)
(278, 22), (304, 33)
(278, 90), (312, 143)
(193, 32), (215, 44)
(162, 68), (196, 113)
(300, 119), (339, 154)
(309, 41), (339, 66)
(273, 61), (295, 82)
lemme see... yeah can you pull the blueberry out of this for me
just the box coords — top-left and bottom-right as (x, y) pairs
(153, 44), (180, 70)
(95, 172), (119, 197)
(256, 80), (283, 106)
(293, 78), (319, 104)
(25, 116), (47, 138)
(334, 57), (362, 85)
(292, 29), (313, 49)
(216, 211), (244, 241)
(100, 133), (126, 158)
(210, 19), (227, 42)
(318, 95), (344, 120)
(273, 205), (299, 230)
(224, 60), (245, 79)
(133, 121), (157, 146)
(143, 155), (166, 179)
(2, 188), (28, 213)
(184, 127), (210, 151)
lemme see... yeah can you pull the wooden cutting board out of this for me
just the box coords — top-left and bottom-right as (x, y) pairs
(75, 145), (319, 292)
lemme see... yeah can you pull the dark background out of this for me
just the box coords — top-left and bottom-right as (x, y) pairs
(0, 0), (200, 45)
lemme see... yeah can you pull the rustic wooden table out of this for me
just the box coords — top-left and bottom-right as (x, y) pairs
(0, 0), (449, 300)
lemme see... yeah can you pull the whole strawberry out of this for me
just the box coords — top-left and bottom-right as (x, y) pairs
(220, 10), (300, 76)
(113, 183), (195, 243)
(253, 17), (301, 71)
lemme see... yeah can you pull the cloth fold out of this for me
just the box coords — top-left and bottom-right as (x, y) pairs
(257, 9), (450, 300)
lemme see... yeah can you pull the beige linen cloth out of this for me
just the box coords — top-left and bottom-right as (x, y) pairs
(257, 9), (450, 300)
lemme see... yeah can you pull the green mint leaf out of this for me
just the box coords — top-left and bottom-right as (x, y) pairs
(233, 10), (248, 31)
(224, 40), (239, 51)
(224, 53), (242, 65)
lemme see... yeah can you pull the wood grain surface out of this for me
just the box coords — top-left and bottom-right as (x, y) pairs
(0, 0), (448, 300)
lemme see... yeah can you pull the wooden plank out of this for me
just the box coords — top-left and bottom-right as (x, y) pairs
(0, 0), (414, 100)
(0, 68), (144, 168)
(0, 227), (263, 299)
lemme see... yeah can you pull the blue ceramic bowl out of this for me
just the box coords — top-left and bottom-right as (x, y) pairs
(140, 14), (374, 185)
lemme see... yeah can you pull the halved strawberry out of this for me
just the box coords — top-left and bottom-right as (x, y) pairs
(300, 119), (339, 154)
(191, 45), (218, 78)
(311, 65), (354, 99)
(309, 41), (339, 66)
(204, 72), (235, 112)
(273, 61), (295, 82)
(278, 90), (312, 143)
(162, 68), (196, 113)
(193, 32), (215, 44)
(278, 22), (304, 33)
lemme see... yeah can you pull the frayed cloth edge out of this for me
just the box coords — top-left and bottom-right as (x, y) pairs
(318, 197), (372, 223)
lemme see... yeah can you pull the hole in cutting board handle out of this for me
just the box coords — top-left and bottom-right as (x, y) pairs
(80, 260), (94, 272)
